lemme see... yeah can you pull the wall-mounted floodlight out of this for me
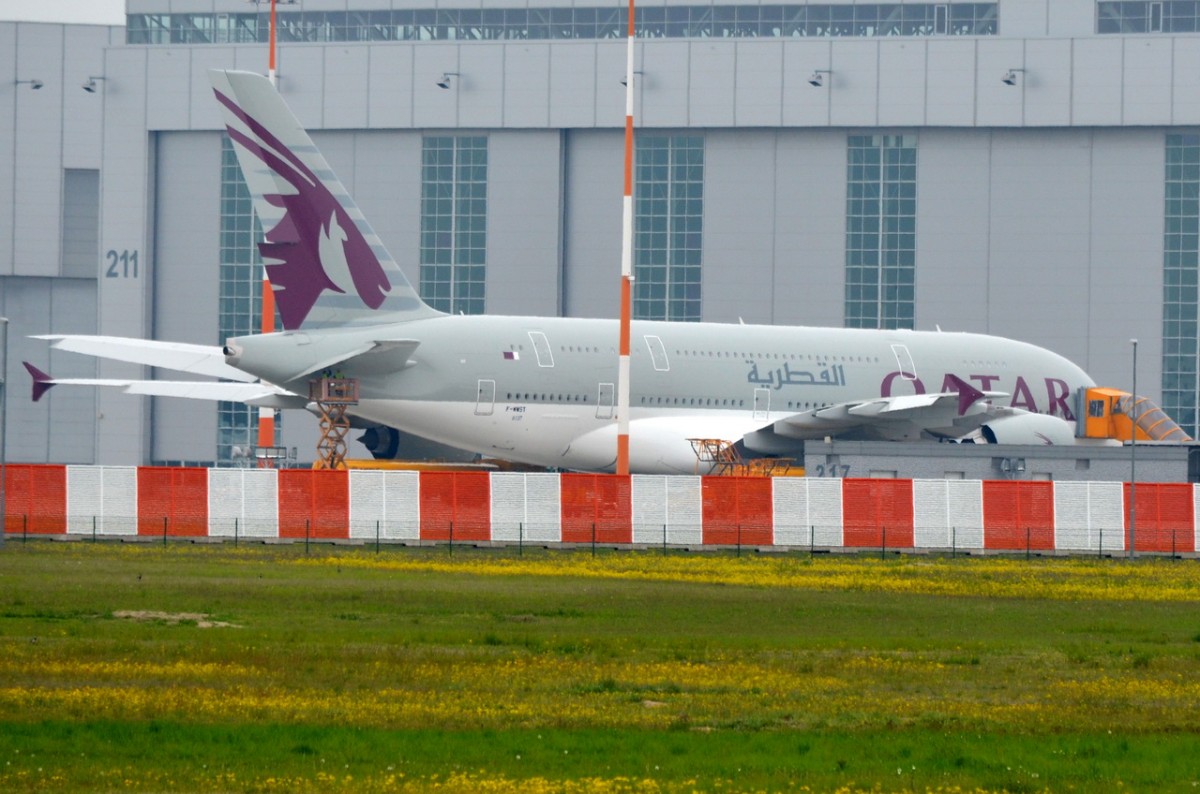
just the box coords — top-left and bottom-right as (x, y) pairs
(15, 79), (43, 90)
(1002, 68), (1024, 86)
(619, 70), (644, 87)
(81, 76), (106, 93)
(808, 69), (831, 88)
(436, 72), (459, 89)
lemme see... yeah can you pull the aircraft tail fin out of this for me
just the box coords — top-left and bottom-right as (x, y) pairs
(209, 69), (442, 331)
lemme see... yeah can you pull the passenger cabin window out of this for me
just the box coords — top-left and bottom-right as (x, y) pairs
(528, 331), (554, 367)
(644, 335), (670, 371)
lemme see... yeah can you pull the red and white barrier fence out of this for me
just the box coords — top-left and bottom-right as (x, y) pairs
(2, 464), (1197, 554)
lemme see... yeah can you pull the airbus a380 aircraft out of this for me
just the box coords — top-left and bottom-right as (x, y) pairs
(28, 70), (1116, 474)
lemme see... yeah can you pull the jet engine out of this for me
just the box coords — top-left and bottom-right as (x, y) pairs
(356, 424), (478, 462)
(979, 413), (1076, 445)
(358, 425), (402, 460)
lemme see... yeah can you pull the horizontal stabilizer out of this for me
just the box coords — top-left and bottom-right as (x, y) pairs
(33, 335), (256, 382)
(21, 370), (291, 405)
(118, 381), (292, 403)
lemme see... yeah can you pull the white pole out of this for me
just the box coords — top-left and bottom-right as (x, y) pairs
(1130, 338), (1137, 559)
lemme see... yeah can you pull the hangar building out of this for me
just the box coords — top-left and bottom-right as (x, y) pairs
(0, 0), (1197, 469)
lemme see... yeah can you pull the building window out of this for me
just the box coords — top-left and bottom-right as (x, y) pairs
(420, 136), (488, 315)
(1099, 0), (1192, 33)
(845, 134), (917, 330)
(62, 169), (99, 279)
(218, 135), (272, 464)
(127, 4), (999, 44)
(1162, 134), (1200, 437)
(634, 135), (704, 322)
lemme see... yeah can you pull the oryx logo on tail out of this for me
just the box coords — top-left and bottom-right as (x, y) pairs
(213, 89), (391, 330)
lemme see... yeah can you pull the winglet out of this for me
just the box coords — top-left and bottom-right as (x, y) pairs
(946, 374), (985, 416)
(23, 362), (55, 402)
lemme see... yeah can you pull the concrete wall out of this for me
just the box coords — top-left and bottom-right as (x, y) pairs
(1, 277), (98, 464)
(805, 440), (1190, 483)
(1, 22), (118, 465)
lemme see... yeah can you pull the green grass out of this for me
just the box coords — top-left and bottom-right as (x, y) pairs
(1, 542), (1199, 791)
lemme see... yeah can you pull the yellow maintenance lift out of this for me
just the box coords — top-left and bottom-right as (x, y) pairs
(687, 438), (799, 477)
(1078, 387), (1192, 442)
(310, 376), (359, 470)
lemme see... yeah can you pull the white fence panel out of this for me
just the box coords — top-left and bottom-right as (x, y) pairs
(1193, 483), (1200, 554)
(348, 470), (420, 541)
(1089, 482), (1126, 553)
(67, 465), (137, 535)
(378, 471), (421, 540)
(489, 473), (526, 542)
(631, 475), (702, 545)
(525, 473), (563, 543)
(913, 479), (984, 550)
(489, 473), (561, 542)
(208, 469), (279, 538)
(1055, 481), (1124, 553)
(631, 475), (666, 545)
(784, 478), (844, 548)
(348, 470), (384, 540)
(772, 477), (810, 547)
(66, 465), (102, 535)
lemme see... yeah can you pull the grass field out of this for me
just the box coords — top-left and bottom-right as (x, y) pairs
(1, 541), (1199, 792)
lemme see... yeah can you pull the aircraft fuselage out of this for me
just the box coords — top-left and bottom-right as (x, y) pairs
(226, 315), (1094, 473)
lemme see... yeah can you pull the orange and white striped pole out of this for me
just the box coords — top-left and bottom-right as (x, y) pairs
(257, 0), (279, 462)
(616, 0), (636, 475)
(268, 0), (278, 87)
(255, 280), (276, 462)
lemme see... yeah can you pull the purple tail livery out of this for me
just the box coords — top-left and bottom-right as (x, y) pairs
(209, 70), (441, 330)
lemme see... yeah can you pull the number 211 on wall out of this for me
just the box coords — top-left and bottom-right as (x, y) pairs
(105, 249), (139, 278)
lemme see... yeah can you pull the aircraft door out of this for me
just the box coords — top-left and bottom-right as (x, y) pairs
(753, 387), (770, 421)
(596, 382), (615, 419)
(890, 343), (917, 380)
(644, 335), (670, 371)
(475, 379), (496, 416)
(528, 331), (555, 367)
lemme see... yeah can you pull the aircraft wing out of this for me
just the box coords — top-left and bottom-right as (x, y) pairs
(771, 376), (1008, 442)
(33, 334), (256, 382)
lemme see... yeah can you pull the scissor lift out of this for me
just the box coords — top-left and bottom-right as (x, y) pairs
(688, 438), (792, 477)
(310, 377), (359, 470)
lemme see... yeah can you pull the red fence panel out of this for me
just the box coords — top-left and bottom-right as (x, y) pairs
(278, 470), (349, 539)
(561, 474), (632, 544)
(841, 479), (915, 549)
(137, 467), (209, 537)
(700, 477), (773, 546)
(1125, 483), (1195, 554)
(419, 472), (491, 541)
(3, 464), (67, 535)
(982, 481), (1055, 551)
